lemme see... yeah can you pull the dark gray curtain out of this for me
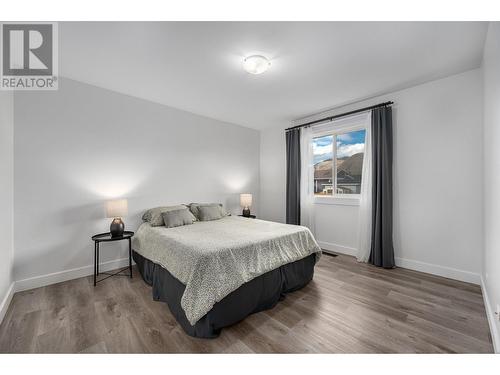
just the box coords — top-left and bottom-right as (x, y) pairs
(369, 106), (395, 268)
(286, 128), (301, 225)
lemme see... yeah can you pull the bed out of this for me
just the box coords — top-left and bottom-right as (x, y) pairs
(132, 215), (322, 338)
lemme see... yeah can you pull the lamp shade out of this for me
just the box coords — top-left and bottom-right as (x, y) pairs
(240, 194), (253, 208)
(106, 199), (128, 218)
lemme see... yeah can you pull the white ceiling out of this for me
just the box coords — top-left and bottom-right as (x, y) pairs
(60, 22), (488, 129)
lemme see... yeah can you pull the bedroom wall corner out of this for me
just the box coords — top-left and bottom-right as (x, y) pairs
(481, 21), (500, 353)
(0, 91), (15, 324)
(259, 126), (286, 223)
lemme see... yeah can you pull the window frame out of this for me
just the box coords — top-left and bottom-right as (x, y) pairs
(310, 112), (370, 205)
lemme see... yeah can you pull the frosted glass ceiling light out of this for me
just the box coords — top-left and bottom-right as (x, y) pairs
(243, 55), (270, 75)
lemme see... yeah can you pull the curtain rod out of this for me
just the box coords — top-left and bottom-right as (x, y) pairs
(285, 101), (394, 132)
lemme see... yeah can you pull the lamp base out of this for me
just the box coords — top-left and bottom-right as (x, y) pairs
(242, 207), (251, 217)
(110, 218), (125, 237)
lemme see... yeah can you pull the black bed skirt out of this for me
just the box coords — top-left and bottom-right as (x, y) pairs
(132, 250), (316, 338)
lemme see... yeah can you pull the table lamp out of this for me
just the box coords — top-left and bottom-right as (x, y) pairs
(106, 199), (128, 237)
(240, 193), (253, 217)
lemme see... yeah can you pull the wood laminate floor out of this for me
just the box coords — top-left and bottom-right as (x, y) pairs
(0, 253), (493, 353)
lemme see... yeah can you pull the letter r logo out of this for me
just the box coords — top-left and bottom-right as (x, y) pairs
(2, 24), (53, 76)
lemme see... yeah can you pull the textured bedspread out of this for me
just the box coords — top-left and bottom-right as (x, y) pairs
(132, 216), (321, 325)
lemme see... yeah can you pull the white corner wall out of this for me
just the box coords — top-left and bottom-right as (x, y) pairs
(13, 78), (260, 288)
(260, 69), (483, 284)
(482, 22), (500, 353)
(0, 92), (15, 323)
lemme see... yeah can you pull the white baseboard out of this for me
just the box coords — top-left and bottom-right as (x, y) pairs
(15, 257), (131, 293)
(318, 241), (358, 257)
(317, 240), (480, 284)
(395, 257), (480, 285)
(0, 282), (15, 325)
(480, 276), (499, 353)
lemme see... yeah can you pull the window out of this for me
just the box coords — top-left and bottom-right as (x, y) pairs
(313, 129), (366, 196)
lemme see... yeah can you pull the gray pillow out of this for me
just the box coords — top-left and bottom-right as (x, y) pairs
(189, 203), (228, 220)
(162, 209), (196, 228)
(142, 205), (190, 227)
(198, 205), (224, 221)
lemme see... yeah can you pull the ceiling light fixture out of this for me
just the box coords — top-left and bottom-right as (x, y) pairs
(243, 55), (270, 75)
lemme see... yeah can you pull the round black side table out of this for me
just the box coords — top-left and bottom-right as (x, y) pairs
(91, 231), (134, 286)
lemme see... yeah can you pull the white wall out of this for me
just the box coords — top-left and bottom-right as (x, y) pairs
(260, 69), (483, 283)
(482, 22), (500, 352)
(260, 126), (286, 223)
(0, 92), (14, 322)
(13, 78), (260, 286)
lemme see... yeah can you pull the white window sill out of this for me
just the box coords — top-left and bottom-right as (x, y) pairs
(313, 196), (360, 206)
